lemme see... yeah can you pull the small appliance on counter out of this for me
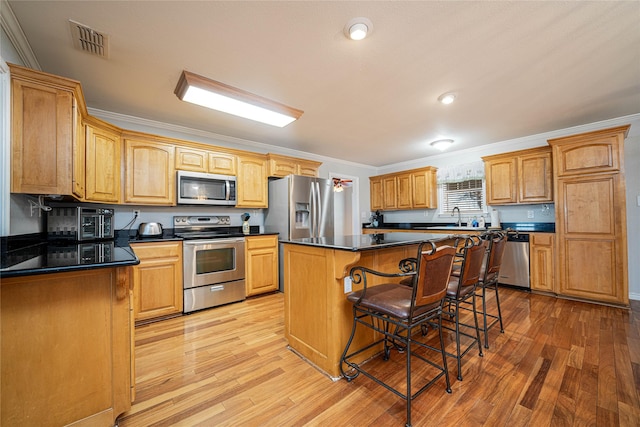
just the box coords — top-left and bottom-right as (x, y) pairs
(138, 222), (164, 238)
(47, 207), (114, 241)
(371, 210), (383, 228)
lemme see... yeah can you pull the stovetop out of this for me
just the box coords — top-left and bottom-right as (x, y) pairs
(173, 215), (245, 240)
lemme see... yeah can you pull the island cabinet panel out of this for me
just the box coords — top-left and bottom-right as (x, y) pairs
(283, 242), (419, 378)
(549, 125), (629, 306)
(130, 241), (183, 323)
(1, 268), (132, 426)
(124, 139), (176, 205)
(10, 65), (85, 198)
(85, 120), (121, 203)
(245, 235), (279, 296)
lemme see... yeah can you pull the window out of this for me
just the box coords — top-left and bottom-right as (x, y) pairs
(439, 179), (486, 215)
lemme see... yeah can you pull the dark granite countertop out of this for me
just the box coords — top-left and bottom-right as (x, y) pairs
(281, 232), (456, 251)
(362, 222), (555, 233)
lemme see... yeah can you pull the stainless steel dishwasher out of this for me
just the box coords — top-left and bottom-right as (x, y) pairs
(498, 232), (530, 289)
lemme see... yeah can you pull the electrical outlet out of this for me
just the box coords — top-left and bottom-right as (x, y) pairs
(344, 276), (352, 293)
(527, 210), (534, 219)
(133, 209), (141, 217)
(424, 210), (429, 217)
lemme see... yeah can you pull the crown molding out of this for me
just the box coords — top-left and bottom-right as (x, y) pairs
(0, 0), (40, 70)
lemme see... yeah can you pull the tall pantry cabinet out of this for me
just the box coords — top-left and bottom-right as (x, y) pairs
(548, 125), (630, 306)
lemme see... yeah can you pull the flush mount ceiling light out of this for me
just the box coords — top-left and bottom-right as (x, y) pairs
(344, 17), (373, 41)
(174, 70), (303, 127)
(437, 92), (457, 105)
(430, 139), (454, 151)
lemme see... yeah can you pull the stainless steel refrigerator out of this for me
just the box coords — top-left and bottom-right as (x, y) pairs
(264, 175), (334, 291)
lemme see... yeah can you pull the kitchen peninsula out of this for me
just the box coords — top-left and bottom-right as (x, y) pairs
(281, 232), (454, 378)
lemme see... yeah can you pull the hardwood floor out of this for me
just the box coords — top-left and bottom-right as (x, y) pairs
(118, 288), (640, 426)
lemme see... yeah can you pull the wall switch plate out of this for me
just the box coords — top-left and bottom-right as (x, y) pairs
(637, 195), (640, 207)
(133, 209), (141, 216)
(344, 277), (352, 293)
(527, 210), (534, 218)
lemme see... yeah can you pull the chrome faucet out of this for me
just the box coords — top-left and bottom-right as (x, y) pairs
(452, 206), (461, 227)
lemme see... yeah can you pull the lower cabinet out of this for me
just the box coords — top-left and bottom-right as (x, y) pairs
(245, 235), (279, 296)
(130, 241), (183, 323)
(1, 267), (133, 426)
(530, 233), (555, 292)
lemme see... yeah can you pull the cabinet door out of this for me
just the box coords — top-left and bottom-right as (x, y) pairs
(485, 158), (517, 205)
(518, 151), (552, 203)
(412, 168), (437, 209)
(208, 152), (236, 175)
(382, 175), (398, 210)
(555, 174), (626, 304)
(530, 233), (555, 292)
(396, 173), (413, 209)
(72, 99), (85, 199)
(11, 78), (75, 195)
(236, 154), (268, 208)
(175, 146), (208, 172)
(269, 157), (297, 177)
(124, 139), (175, 205)
(297, 160), (320, 177)
(85, 123), (121, 203)
(369, 176), (384, 211)
(131, 241), (183, 322)
(245, 235), (279, 296)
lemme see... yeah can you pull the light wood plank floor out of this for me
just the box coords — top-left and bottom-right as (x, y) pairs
(118, 288), (640, 426)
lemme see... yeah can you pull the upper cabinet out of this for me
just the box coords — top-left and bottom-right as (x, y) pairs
(236, 153), (268, 208)
(84, 117), (122, 203)
(9, 64), (86, 199)
(124, 136), (175, 205)
(175, 146), (237, 176)
(369, 167), (437, 211)
(552, 130), (622, 177)
(267, 153), (321, 178)
(483, 146), (553, 205)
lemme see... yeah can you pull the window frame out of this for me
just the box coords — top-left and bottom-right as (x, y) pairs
(438, 178), (488, 218)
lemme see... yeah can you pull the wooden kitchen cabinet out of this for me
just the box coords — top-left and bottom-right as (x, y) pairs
(175, 146), (237, 175)
(369, 166), (438, 211)
(1, 267), (133, 426)
(85, 118), (122, 203)
(9, 63), (86, 199)
(548, 125), (630, 306)
(236, 153), (268, 208)
(124, 137), (176, 205)
(245, 235), (279, 296)
(130, 241), (183, 323)
(530, 233), (555, 293)
(483, 147), (553, 205)
(267, 153), (321, 177)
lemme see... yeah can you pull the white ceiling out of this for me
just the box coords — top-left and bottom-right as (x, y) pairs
(5, 1), (640, 167)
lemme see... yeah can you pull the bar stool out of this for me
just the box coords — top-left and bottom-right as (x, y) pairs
(442, 236), (486, 381)
(476, 231), (507, 348)
(340, 241), (457, 427)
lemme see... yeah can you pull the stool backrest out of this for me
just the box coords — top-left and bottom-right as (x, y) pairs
(456, 237), (487, 298)
(483, 231), (507, 284)
(414, 244), (457, 308)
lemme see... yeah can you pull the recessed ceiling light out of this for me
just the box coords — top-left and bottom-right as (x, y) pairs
(344, 17), (373, 41)
(430, 139), (454, 151)
(437, 92), (457, 105)
(174, 70), (303, 127)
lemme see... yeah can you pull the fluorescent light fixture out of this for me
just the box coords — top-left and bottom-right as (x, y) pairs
(174, 70), (303, 127)
(344, 17), (373, 41)
(437, 92), (457, 105)
(430, 139), (454, 151)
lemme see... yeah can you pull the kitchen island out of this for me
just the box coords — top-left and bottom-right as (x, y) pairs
(1, 238), (139, 426)
(281, 232), (455, 379)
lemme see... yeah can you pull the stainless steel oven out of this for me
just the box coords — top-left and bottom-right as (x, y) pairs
(175, 216), (246, 313)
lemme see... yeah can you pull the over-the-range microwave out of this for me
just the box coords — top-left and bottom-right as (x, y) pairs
(177, 170), (237, 206)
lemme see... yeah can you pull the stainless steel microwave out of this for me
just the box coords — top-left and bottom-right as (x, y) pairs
(177, 171), (237, 206)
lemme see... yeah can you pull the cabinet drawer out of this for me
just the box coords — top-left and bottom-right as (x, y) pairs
(531, 233), (553, 246)
(130, 241), (182, 258)
(246, 235), (278, 250)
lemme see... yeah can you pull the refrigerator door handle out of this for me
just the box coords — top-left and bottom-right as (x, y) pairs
(310, 181), (317, 237)
(315, 181), (322, 238)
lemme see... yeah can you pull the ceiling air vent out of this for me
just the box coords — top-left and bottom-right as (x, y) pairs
(69, 20), (109, 58)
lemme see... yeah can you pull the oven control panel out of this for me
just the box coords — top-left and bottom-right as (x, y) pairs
(173, 216), (231, 227)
